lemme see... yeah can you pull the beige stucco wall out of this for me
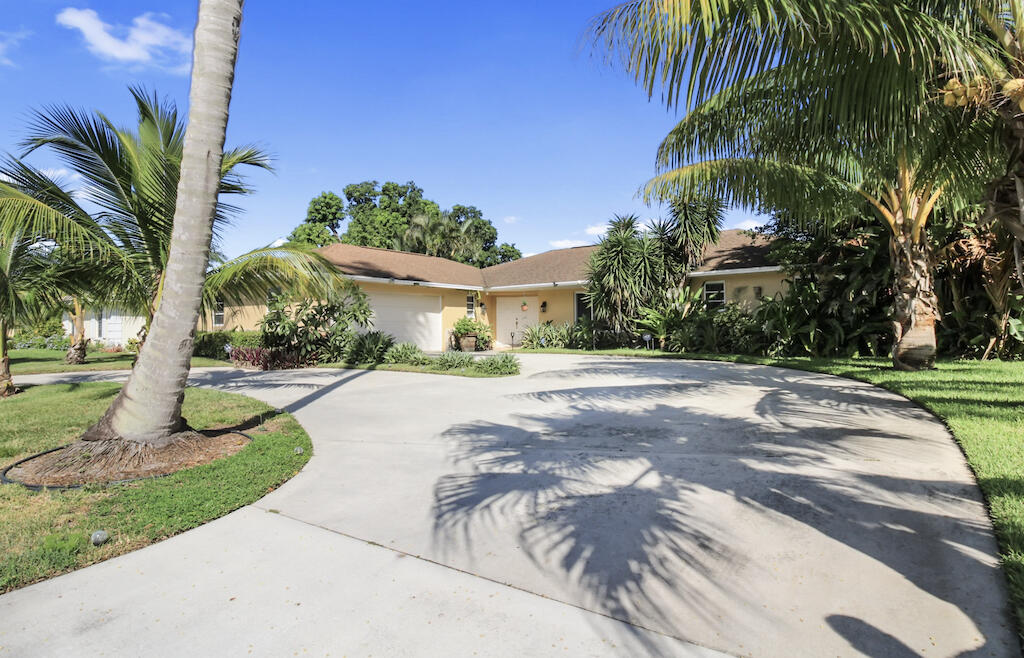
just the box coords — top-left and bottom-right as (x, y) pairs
(688, 270), (789, 310)
(480, 286), (586, 337)
(218, 281), (484, 349)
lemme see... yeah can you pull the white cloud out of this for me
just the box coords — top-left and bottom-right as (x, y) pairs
(56, 8), (191, 74)
(520, 252), (536, 258)
(732, 219), (762, 230)
(0, 30), (30, 67)
(550, 239), (589, 249)
(270, 238), (287, 247)
(502, 215), (519, 224)
(584, 223), (606, 237)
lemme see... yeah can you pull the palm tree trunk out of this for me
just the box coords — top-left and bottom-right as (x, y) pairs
(0, 319), (16, 397)
(81, 0), (244, 444)
(891, 235), (938, 371)
(65, 297), (87, 364)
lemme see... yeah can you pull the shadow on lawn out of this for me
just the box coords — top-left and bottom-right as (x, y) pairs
(431, 359), (1017, 655)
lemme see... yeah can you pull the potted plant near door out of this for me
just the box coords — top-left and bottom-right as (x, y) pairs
(453, 316), (492, 352)
(520, 300), (529, 311)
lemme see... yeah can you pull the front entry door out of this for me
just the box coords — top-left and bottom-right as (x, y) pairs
(496, 296), (539, 346)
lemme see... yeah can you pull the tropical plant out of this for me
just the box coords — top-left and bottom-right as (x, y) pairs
(0, 232), (75, 396)
(472, 353), (520, 375)
(452, 315), (492, 350)
(345, 331), (396, 365)
(383, 342), (431, 366)
(589, 0), (1024, 369)
(434, 350), (475, 371)
(260, 295), (371, 364)
(76, 0), (247, 444)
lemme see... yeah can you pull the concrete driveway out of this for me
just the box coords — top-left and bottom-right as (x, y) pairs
(0, 354), (1018, 657)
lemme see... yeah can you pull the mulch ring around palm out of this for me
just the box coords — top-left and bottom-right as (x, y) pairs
(3, 431), (250, 488)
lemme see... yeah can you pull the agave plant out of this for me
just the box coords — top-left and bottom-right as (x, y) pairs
(0, 87), (353, 348)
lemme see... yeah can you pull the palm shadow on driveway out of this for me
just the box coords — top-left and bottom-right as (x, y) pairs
(430, 364), (1018, 656)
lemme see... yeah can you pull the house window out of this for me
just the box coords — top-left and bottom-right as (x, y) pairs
(753, 286), (763, 299)
(214, 300), (225, 326)
(703, 282), (726, 309)
(466, 294), (475, 319)
(96, 310), (103, 338)
(574, 292), (592, 320)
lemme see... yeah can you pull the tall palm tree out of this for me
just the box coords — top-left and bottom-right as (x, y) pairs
(646, 87), (1002, 369)
(590, 0), (1024, 281)
(74, 0), (245, 443)
(0, 231), (80, 396)
(0, 86), (349, 344)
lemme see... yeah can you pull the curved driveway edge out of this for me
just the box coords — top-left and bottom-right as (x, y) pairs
(0, 354), (1019, 657)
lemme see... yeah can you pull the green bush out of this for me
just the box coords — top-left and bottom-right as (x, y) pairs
(193, 332), (232, 359)
(452, 316), (492, 351)
(260, 296), (370, 364)
(192, 330), (263, 359)
(667, 304), (764, 355)
(434, 350), (475, 370)
(346, 331), (395, 364)
(472, 353), (520, 375)
(11, 318), (69, 351)
(384, 342), (431, 366)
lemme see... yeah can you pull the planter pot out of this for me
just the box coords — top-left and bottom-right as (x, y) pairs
(459, 334), (478, 352)
(520, 304), (528, 311)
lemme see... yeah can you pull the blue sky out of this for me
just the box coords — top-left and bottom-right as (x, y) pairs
(1, 1), (760, 258)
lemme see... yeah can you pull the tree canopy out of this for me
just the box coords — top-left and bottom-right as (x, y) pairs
(288, 180), (521, 267)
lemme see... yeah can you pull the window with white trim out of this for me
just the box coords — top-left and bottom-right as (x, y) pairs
(466, 294), (475, 319)
(703, 281), (726, 309)
(214, 300), (225, 326)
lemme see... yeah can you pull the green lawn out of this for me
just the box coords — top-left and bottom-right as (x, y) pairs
(517, 347), (1024, 634)
(0, 383), (311, 593)
(8, 348), (227, 375)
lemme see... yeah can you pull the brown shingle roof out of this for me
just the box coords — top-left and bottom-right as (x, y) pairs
(481, 246), (597, 288)
(696, 229), (774, 271)
(316, 230), (773, 290)
(316, 243), (485, 287)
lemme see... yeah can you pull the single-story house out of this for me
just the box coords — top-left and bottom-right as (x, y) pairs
(67, 229), (785, 350)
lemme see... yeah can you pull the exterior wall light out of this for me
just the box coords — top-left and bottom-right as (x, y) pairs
(540, 301), (548, 313)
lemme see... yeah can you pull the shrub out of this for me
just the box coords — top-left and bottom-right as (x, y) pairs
(434, 350), (475, 370)
(666, 304), (764, 355)
(346, 331), (395, 364)
(260, 294), (371, 364)
(230, 346), (300, 370)
(11, 318), (69, 351)
(472, 353), (520, 375)
(193, 331), (232, 359)
(384, 342), (431, 366)
(193, 330), (264, 359)
(125, 337), (141, 353)
(452, 316), (492, 351)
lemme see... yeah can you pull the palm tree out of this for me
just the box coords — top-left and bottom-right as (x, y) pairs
(589, 0), (1023, 369)
(69, 0), (245, 443)
(589, 0), (1024, 281)
(0, 85), (351, 347)
(645, 90), (1002, 369)
(0, 231), (81, 396)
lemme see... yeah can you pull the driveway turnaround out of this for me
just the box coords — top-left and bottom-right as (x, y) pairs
(0, 355), (1018, 657)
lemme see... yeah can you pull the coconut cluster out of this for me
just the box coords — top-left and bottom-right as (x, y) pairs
(1002, 78), (1024, 112)
(942, 77), (991, 107)
(942, 76), (1024, 112)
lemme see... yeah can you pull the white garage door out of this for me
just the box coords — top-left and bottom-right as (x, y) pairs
(366, 291), (443, 351)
